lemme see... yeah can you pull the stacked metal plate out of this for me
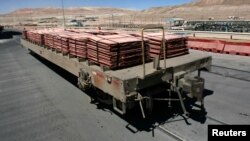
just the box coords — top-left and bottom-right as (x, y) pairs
(24, 28), (188, 70)
(87, 34), (149, 69)
(43, 29), (65, 50)
(60, 34), (70, 54)
(22, 30), (28, 39)
(44, 31), (59, 49)
(83, 30), (117, 35)
(53, 32), (66, 53)
(44, 32), (55, 48)
(130, 33), (189, 58)
(65, 29), (88, 33)
(68, 34), (90, 59)
(148, 33), (188, 58)
(53, 34), (62, 51)
(26, 30), (44, 45)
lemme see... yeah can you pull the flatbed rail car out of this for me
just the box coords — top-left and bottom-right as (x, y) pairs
(21, 38), (212, 118)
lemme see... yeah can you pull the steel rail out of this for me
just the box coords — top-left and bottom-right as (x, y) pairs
(208, 65), (250, 82)
(157, 125), (186, 141)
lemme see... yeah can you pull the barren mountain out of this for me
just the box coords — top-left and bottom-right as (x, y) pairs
(0, 7), (136, 25)
(191, 0), (250, 6)
(2, 0), (250, 26)
(140, 0), (250, 20)
(7, 7), (135, 16)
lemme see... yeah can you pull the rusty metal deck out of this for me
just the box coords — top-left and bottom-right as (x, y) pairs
(21, 39), (211, 80)
(98, 52), (211, 80)
(21, 39), (211, 102)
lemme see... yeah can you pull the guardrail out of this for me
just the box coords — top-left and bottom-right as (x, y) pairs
(168, 30), (250, 40)
(187, 37), (250, 56)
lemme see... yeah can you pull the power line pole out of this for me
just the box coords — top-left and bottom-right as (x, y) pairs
(61, 0), (66, 29)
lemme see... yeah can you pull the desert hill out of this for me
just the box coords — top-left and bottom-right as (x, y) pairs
(140, 0), (250, 20)
(191, 0), (250, 6)
(6, 7), (135, 16)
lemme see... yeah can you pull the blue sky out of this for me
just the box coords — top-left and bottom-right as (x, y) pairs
(0, 0), (192, 13)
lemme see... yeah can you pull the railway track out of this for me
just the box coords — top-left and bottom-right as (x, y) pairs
(155, 115), (228, 141)
(206, 116), (228, 125)
(155, 64), (245, 140)
(157, 125), (186, 141)
(209, 65), (250, 82)
(156, 114), (228, 141)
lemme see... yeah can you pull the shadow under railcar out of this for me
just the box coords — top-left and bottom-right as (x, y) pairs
(0, 29), (22, 39)
(27, 38), (213, 134)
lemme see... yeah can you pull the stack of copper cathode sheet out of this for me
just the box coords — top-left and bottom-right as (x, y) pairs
(43, 29), (64, 49)
(23, 28), (189, 70)
(44, 32), (55, 48)
(53, 31), (73, 53)
(60, 34), (71, 54)
(53, 33), (62, 51)
(130, 32), (189, 58)
(68, 33), (90, 59)
(26, 30), (45, 45)
(22, 30), (28, 39)
(83, 30), (117, 35)
(87, 34), (149, 69)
